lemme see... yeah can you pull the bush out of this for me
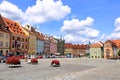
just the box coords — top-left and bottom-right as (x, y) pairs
(51, 60), (60, 67)
(6, 56), (21, 65)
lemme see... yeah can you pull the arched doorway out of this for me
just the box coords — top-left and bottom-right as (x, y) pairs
(106, 49), (110, 59)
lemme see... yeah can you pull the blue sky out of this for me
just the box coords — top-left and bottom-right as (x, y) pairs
(0, 0), (120, 44)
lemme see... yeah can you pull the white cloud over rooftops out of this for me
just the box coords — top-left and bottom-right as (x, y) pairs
(114, 17), (120, 32)
(61, 17), (100, 38)
(0, 0), (71, 25)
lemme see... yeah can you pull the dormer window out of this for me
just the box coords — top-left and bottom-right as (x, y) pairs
(7, 22), (9, 24)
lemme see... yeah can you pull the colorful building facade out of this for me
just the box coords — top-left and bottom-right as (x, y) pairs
(0, 15), (28, 56)
(64, 43), (87, 57)
(104, 40), (119, 59)
(44, 35), (50, 56)
(50, 36), (57, 55)
(64, 43), (73, 55)
(36, 32), (44, 55)
(0, 22), (10, 55)
(24, 25), (36, 57)
(90, 42), (104, 58)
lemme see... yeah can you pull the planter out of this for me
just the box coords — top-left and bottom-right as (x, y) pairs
(37, 56), (43, 59)
(51, 60), (60, 67)
(31, 58), (38, 64)
(6, 56), (21, 66)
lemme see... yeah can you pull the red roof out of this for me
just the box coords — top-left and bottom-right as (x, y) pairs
(64, 43), (87, 49)
(112, 40), (120, 48)
(2, 16), (27, 36)
(90, 43), (102, 48)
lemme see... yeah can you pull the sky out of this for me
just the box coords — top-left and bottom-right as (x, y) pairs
(0, 0), (120, 44)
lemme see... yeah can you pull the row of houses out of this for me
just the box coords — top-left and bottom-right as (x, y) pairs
(90, 40), (120, 59)
(1, 14), (120, 59)
(64, 40), (120, 59)
(0, 14), (65, 57)
(64, 43), (89, 57)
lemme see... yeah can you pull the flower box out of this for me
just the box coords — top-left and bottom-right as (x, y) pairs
(51, 60), (60, 67)
(6, 56), (21, 65)
(37, 56), (43, 59)
(31, 58), (38, 64)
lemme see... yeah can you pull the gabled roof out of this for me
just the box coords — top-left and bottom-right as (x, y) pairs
(1, 16), (27, 36)
(36, 31), (44, 41)
(112, 40), (120, 48)
(90, 42), (103, 48)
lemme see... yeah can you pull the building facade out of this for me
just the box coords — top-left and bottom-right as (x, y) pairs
(0, 15), (28, 56)
(44, 35), (50, 56)
(64, 43), (73, 55)
(104, 40), (119, 59)
(90, 42), (104, 58)
(49, 36), (57, 55)
(0, 23), (10, 55)
(73, 44), (87, 57)
(64, 43), (87, 57)
(24, 25), (36, 57)
(36, 32), (44, 55)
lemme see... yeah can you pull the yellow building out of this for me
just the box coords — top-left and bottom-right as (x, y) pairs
(0, 30), (10, 55)
(24, 25), (36, 58)
(64, 43), (73, 55)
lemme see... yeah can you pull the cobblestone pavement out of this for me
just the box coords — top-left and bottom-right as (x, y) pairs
(0, 58), (120, 80)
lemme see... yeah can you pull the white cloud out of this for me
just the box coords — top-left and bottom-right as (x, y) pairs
(61, 17), (100, 38)
(108, 32), (120, 40)
(64, 34), (99, 44)
(103, 17), (120, 40)
(64, 34), (88, 43)
(0, 0), (71, 25)
(0, 1), (26, 22)
(25, 0), (71, 24)
(114, 17), (120, 32)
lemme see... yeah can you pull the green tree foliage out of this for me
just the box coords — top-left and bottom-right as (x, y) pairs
(118, 50), (120, 56)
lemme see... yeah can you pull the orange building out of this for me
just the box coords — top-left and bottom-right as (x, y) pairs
(0, 15), (28, 56)
(64, 43), (87, 57)
(64, 43), (73, 55)
(73, 44), (87, 56)
(104, 40), (120, 59)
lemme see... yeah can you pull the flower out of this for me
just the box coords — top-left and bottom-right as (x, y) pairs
(6, 56), (21, 65)
(51, 60), (60, 67)
(31, 58), (38, 64)
(37, 56), (43, 59)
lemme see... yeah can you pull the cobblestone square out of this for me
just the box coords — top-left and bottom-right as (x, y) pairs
(0, 58), (120, 80)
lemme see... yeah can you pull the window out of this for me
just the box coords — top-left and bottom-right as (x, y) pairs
(22, 38), (24, 42)
(26, 45), (27, 49)
(6, 34), (9, 38)
(26, 39), (27, 42)
(0, 24), (1, 29)
(12, 43), (14, 48)
(0, 50), (3, 54)
(0, 33), (3, 37)
(0, 41), (3, 47)
(12, 36), (15, 40)
(22, 43), (24, 48)
(5, 42), (8, 47)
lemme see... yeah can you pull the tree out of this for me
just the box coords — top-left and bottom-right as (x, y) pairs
(118, 50), (120, 59)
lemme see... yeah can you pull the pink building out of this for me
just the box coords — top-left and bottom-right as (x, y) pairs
(50, 36), (57, 55)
